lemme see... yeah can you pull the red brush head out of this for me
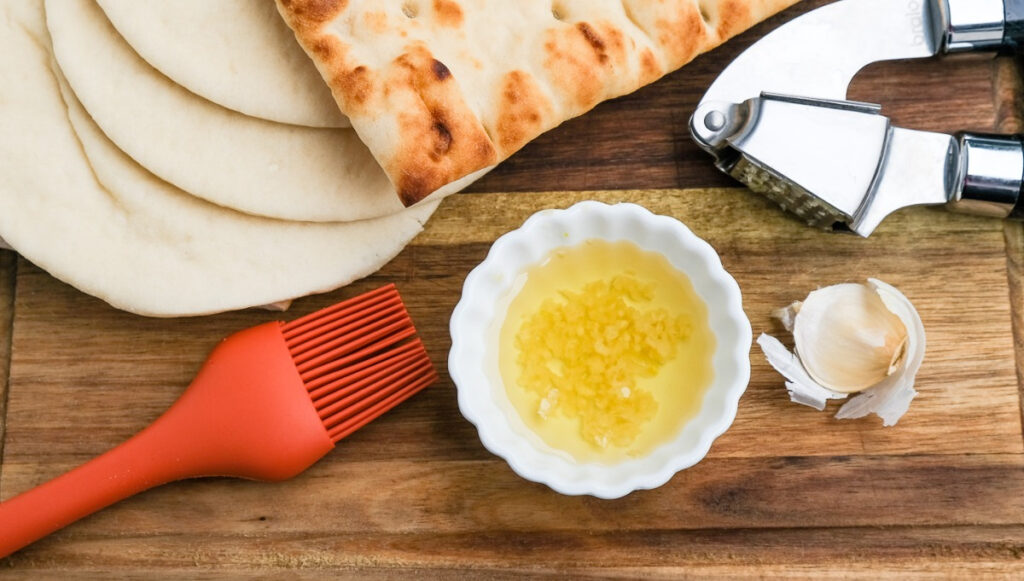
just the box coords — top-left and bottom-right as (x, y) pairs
(134, 283), (438, 482)
(282, 284), (439, 443)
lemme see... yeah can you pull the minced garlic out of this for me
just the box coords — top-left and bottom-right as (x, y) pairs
(515, 276), (688, 449)
(497, 239), (715, 464)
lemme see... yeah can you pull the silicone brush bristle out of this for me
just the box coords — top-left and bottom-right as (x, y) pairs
(281, 284), (438, 442)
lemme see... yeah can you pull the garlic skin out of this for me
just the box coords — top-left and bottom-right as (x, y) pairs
(793, 283), (908, 394)
(758, 279), (925, 426)
(757, 334), (847, 411)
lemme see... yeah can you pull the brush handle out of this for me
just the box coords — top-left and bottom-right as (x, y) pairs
(0, 322), (334, 558)
(0, 415), (201, 557)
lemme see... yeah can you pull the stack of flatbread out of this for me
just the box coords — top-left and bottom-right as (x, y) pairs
(0, 0), (797, 317)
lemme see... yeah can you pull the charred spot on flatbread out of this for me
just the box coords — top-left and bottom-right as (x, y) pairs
(389, 46), (497, 205)
(432, 0), (464, 27)
(713, 0), (756, 40)
(277, 0), (801, 205)
(277, 0), (347, 30)
(431, 59), (451, 80)
(494, 70), (553, 152)
(543, 20), (626, 111)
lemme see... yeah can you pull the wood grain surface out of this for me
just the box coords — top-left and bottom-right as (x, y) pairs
(3, 0), (1024, 578)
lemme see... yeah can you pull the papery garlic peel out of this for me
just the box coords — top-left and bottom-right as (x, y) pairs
(758, 279), (925, 426)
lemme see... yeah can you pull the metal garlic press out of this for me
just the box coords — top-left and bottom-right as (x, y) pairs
(690, 0), (1024, 236)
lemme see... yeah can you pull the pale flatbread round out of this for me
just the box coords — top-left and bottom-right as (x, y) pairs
(46, 0), (484, 224)
(0, 0), (438, 317)
(97, 0), (349, 129)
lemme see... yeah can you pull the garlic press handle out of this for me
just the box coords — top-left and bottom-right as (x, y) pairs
(1003, 0), (1024, 49)
(949, 133), (1024, 218)
(944, 0), (1024, 52)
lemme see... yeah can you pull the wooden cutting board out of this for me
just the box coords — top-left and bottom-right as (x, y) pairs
(4, 1), (1024, 577)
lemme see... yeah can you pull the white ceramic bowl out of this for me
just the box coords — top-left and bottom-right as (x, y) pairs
(449, 201), (751, 498)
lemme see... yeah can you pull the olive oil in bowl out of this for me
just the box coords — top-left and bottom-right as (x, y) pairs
(497, 239), (715, 464)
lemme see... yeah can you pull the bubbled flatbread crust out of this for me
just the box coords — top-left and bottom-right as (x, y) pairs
(277, 0), (800, 206)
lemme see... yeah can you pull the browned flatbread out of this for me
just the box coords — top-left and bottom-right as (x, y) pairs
(277, 0), (800, 206)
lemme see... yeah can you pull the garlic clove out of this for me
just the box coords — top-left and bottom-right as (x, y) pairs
(792, 283), (908, 394)
(758, 279), (925, 426)
(833, 279), (926, 426)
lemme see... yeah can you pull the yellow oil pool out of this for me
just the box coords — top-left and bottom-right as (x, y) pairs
(497, 239), (715, 464)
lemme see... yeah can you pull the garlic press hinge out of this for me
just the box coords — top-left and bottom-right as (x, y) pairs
(691, 93), (893, 233)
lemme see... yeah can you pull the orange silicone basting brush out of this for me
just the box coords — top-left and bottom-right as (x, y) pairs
(0, 284), (437, 558)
